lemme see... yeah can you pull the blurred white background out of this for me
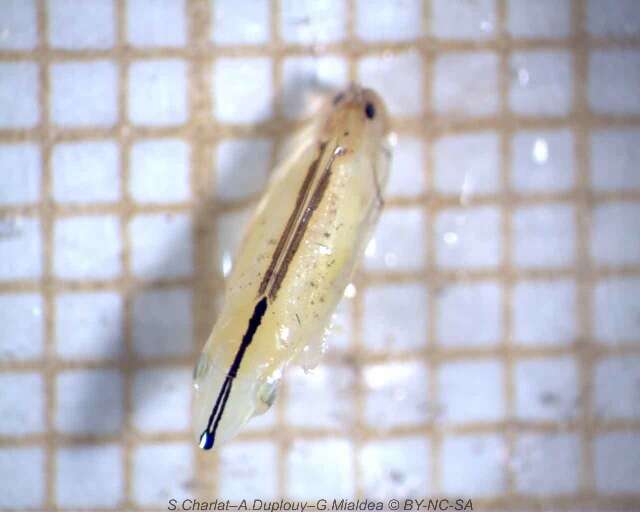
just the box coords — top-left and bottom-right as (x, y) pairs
(0, 0), (639, 510)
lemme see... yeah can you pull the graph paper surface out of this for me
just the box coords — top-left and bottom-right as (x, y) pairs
(0, 0), (639, 510)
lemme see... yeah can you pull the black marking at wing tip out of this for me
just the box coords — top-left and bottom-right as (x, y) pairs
(199, 296), (269, 451)
(199, 431), (214, 450)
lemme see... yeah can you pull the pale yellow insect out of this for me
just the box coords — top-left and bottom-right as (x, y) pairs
(193, 85), (392, 449)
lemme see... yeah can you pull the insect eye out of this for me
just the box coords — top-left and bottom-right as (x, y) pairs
(365, 102), (376, 119)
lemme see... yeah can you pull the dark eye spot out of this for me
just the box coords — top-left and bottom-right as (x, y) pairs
(365, 102), (375, 119)
(333, 93), (344, 105)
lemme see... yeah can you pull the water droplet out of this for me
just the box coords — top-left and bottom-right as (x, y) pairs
(363, 365), (386, 389)
(344, 283), (357, 299)
(460, 173), (474, 205)
(255, 378), (279, 414)
(221, 252), (232, 276)
(444, 232), (459, 245)
(279, 325), (290, 343)
(517, 68), (530, 86)
(365, 238), (376, 258)
(480, 20), (493, 32)
(532, 138), (549, 164)
(383, 252), (398, 268)
(317, 244), (332, 255)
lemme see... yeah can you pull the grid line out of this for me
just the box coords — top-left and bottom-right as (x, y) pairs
(0, 0), (639, 509)
(421, 0), (440, 494)
(34, 0), (56, 506)
(572, 0), (597, 496)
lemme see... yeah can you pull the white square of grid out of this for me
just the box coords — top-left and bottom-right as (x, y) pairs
(0, 447), (45, 508)
(287, 439), (354, 499)
(55, 291), (124, 360)
(514, 432), (581, 495)
(438, 359), (505, 424)
(1, 0), (636, 506)
(129, 138), (191, 203)
(213, 58), (273, 124)
(50, 61), (118, 127)
(594, 355), (640, 420)
(0, 62), (39, 129)
(132, 443), (193, 506)
(431, 0), (496, 40)
(285, 364), (355, 429)
(593, 277), (640, 345)
(590, 128), (640, 191)
(435, 206), (502, 269)
(436, 281), (502, 348)
(55, 444), (123, 508)
(513, 279), (577, 346)
(48, 0), (115, 49)
(511, 129), (575, 194)
(0, 143), (41, 205)
(0, 216), (42, 280)
(587, 0), (640, 37)
(52, 140), (120, 204)
(214, 138), (273, 202)
(434, 131), (500, 196)
(594, 433), (640, 494)
(280, 0), (346, 45)
(591, 202), (640, 267)
(132, 287), (193, 358)
(54, 215), (122, 280)
(364, 207), (426, 272)
(362, 282), (428, 353)
(55, 369), (123, 435)
(128, 60), (189, 126)
(127, 0), (187, 47)
(509, 50), (574, 117)
(218, 441), (278, 500)
(0, 372), (44, 435)
(512, 204), (575, 269)
(0, 0), (38, 50)
(514, 356), (579, 421)
(588, 49), (640, 115)
(0, 293), (43, 361)
(441, 434), (507, 497)
(132, 366), (192, 433)
(211, 0), (270, 45)
(359, 436), (431, 498)
(355, 0), (422, 42)
(128, 212), (194, 280)
(507, 0), (572, 39)
(433, 51), (499, 119)
(362, 361), (430, 429)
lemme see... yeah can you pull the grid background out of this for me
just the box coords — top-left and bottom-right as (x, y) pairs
(1, 0), (640, 510)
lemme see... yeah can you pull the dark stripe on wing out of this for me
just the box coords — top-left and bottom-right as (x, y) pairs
(199, 296), (268, 450)
(258, 142), (327, 297)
